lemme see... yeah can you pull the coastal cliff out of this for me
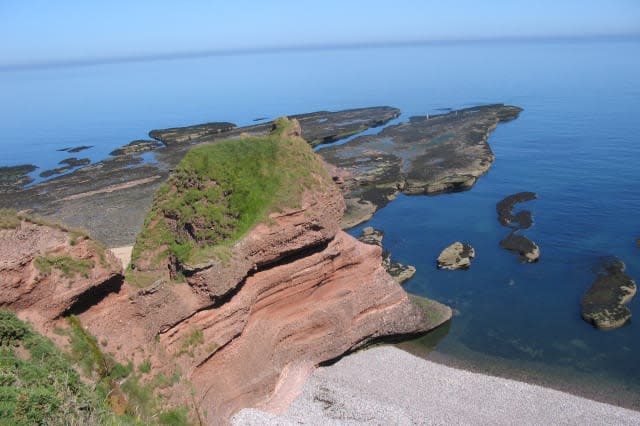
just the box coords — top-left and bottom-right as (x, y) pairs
(0, 119), (448, 424)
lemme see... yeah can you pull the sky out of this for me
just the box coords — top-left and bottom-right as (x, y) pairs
(1, 0), (639, 68)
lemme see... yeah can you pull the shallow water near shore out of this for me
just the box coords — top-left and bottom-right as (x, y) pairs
(2, 38), (640, 407)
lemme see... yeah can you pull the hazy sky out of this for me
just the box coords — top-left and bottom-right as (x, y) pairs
(1, 0), (639, 67)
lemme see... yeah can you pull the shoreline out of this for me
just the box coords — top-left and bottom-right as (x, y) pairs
(233, 346), (640, 425)
(397, 332), (640, 412)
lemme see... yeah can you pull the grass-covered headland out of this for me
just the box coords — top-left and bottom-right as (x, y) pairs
(130, 117), (330, 274)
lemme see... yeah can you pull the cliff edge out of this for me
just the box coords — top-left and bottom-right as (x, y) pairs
(0, 119), (450, 424)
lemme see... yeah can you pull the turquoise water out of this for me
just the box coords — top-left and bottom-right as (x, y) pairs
(2, 38), (640, 405)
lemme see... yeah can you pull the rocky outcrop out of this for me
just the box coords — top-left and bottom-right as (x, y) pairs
(496, 192), (540, 263)
(0, 165), (37, 192)
(109, 139), (163, 156)
(61, 122), (445, 423)
(319, 104), (523, 227)
(150, 122), (237, 145)
(357, 227), (416, 284)
(0, 107), (402, 246)
(0, 213), (122, 332)
(497, 192), (536, 229)
(581, 259), (637, 330)
(40, 157), (91, 178)
(499, 233), (540, 263)
(437, 242), (475, 270)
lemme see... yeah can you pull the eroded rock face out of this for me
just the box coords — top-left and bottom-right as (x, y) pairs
(0, 218), (122, 332)
(437, 242), (475, 270)
(581, 259), (637, 330)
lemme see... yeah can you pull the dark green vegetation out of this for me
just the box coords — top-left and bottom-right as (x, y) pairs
(0, 311), (194, 425)
(131, 118), (329, 269)
(0, 310), (114, 425)
(35, 255), (95, 279)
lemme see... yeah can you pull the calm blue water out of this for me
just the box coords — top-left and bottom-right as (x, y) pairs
(2, 38), (640, 404)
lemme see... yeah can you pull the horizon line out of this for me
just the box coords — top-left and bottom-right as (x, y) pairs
(2, 33), (639, 72)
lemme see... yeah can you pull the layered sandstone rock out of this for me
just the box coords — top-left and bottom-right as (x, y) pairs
(0, 215), (122, 332)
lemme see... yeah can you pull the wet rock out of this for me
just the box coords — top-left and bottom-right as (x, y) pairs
(497, 192), (537, 229)
(581, 259), (637, 330)
(358, 227), (416, 284)
(109, 139), (163, 156)
(383, 253), (416, 285)
(437, 242), (475, 270)
(0, 165), (36, 192)
(149, 122), (236, 145)
(57, 145), (92, 153)
(358, 227), (384, 246)
(40, 157), (91, 178)
(499, 233), (540, 263)
(319, 104), (523, 227)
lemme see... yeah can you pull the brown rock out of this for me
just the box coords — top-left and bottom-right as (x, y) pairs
(0, 218), (122, 332)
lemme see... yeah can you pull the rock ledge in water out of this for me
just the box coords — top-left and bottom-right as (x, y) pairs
(437, 242), (475, 270)
(499, 233), (540, 263)
(581, 259), (637, 330)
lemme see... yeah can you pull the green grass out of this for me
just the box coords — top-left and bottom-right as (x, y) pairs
(0, 209), (20, 230)
(138, 360), (151, 374)
(176, 329), (204, 358)
(34, 255), (95, 279)
(130, 117), (330, 271)
(0, 310), (122, 425)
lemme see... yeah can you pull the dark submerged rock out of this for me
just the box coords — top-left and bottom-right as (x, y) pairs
(497, 191), (537, 229)
(581, 259), (637, 330)
(57, 145), (92, 153)
(499, 233), (540, 263)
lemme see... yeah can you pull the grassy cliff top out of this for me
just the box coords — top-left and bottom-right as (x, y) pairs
(131, 118), (331, 268)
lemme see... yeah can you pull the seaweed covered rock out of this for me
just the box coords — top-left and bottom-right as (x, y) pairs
(581, 259), (637, 330)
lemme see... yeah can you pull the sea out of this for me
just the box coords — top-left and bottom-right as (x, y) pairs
(1, 37), (639, 408)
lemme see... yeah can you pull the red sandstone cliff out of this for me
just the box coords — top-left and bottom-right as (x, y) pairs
(0, 141), (450, 424)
